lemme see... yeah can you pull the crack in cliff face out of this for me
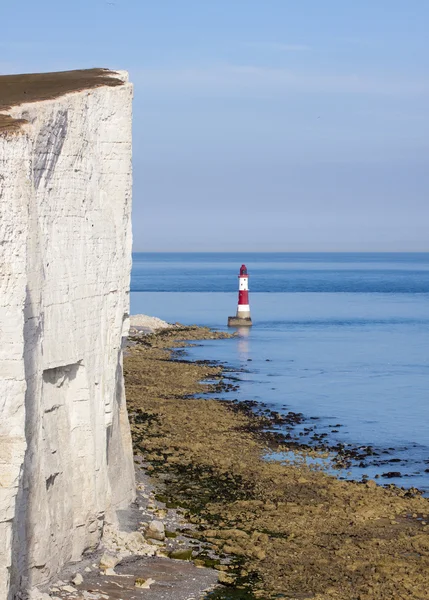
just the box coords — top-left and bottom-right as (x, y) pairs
(33, 110), (68, 189)
(45, 472), (59, 490)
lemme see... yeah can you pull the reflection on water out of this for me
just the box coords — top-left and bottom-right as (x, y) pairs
(235, 327), (250, 362)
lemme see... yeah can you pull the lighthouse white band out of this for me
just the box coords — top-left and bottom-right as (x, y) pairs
(237, 304), (250, 312)
(239, 278), (249, 291)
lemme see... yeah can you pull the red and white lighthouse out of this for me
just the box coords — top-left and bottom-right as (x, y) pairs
(228, 264), (253, 326)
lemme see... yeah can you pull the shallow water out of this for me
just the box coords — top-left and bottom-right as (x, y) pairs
(131, 253), (429, 492)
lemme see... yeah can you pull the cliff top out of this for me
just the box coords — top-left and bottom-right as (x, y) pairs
(0, 68), (125, 133)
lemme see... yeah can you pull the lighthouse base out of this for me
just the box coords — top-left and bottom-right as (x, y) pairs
(228, 316), (253, 327)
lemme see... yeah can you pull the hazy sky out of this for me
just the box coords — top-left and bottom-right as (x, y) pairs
(2, 1), (429, 251)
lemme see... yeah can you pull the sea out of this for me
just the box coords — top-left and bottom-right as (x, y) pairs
(130, 252), (429, 493)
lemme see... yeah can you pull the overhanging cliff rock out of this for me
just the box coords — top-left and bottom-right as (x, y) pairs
(0, 69), (135, 598)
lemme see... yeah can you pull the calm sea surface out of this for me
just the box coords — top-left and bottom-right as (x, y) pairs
(131, 253), (429, 492)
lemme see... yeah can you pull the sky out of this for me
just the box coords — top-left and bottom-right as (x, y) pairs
(1, 1), (429, 251)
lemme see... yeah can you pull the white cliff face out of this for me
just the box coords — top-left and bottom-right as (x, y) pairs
(0, 70), (135, 598)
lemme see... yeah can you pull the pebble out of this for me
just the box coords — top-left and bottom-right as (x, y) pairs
(72, 573), (83, 586)
(99, 552), (119, 570)
(135, 577), (155, 589)
(61, 585), (77, 593)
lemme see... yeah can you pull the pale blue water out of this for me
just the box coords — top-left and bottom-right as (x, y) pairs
(131, 253), (429, 492)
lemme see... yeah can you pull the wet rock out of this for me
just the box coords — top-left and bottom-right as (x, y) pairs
(165, 529), (177, 538)
(169, 549), (193, 560)
(382, 471), (402, 478)
(194, 559), (206, 567)
(218, 571), (235, 585)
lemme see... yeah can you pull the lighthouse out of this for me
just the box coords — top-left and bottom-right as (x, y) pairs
(228, 264), (253, 327)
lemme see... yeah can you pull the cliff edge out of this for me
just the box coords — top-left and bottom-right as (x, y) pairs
(0, 68), (135, 598)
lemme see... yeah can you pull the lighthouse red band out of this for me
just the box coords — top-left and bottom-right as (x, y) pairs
(237, 264), (251, 318)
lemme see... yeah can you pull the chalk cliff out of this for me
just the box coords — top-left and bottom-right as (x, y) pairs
(0, 69), (135, 598)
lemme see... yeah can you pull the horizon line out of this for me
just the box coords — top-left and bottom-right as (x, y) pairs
(132, 249), (429, 254)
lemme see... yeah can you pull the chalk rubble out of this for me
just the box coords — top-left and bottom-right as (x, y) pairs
(129, 314), (172, 332)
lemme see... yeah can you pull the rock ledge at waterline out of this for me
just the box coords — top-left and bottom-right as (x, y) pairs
(0, 69), (135, 597)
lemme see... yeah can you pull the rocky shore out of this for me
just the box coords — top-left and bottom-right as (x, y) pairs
(124, 324), (429, 600)
(39, 322), (429, 600)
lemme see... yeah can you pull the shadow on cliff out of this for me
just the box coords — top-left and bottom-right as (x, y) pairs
(9, 284), (41, 599)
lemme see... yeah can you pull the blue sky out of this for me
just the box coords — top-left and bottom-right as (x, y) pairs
(2, 1), (429, 251)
